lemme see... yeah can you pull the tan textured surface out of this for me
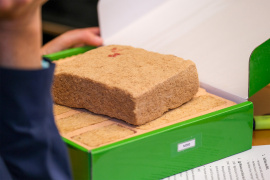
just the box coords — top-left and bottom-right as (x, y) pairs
(55, 111), (108, 134)
(53, 45), (199, 125)
(53, 104), (72, 115)
(138, 95), (226, 130)
(71, 124), (135, 147)
(54, 88), (236, 149)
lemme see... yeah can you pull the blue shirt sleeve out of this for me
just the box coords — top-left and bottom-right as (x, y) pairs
(0, 58), (72, 180)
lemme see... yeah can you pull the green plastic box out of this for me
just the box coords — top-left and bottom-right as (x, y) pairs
(45, 38), (269, 180)
(44, 1), (270, 179)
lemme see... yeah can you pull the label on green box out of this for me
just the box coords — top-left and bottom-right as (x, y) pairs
(178, 138), (196, 152)
(172, 133), (202, 157)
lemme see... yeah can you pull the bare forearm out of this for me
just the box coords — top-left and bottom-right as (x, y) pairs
(0, 6), (42, 69)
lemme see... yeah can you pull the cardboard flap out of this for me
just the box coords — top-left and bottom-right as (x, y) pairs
(98, 0), (270, 99)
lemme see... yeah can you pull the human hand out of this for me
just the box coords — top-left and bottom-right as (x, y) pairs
(0, 0), (46, 16)
(0, 0), (47, 26)
(41, 27), (103, 55)
(0, 0), (47, 69)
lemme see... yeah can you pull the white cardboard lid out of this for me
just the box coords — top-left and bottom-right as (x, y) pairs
(98, 0), (270, 99)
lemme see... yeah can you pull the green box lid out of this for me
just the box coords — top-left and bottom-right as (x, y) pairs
(249, 39), (270, 97)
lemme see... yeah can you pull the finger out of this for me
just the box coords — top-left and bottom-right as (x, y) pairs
(83, 27), (101, 35)
(41, 27), (103, 55)
(0, 1), (17, 18)
(66, 27), (102, 45)
(78, 28), (103, 46)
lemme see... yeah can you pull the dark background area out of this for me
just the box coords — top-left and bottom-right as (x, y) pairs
(42, 0), (99, 44)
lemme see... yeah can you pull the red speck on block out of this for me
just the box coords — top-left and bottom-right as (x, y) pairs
(108, 53), (121, 57)
(111, 47), (117, 52)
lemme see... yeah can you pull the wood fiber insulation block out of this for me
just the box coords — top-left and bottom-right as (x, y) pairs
(54, 88), (236, 149)
(72, 124), (135, 147)
(52, 45), (199, 125)
(55, 111), (108, 134)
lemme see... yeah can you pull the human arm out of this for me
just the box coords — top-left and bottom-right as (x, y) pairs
(0, 1), (72, 179)
(0, 0), (45, 69)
